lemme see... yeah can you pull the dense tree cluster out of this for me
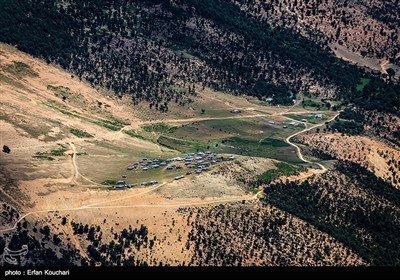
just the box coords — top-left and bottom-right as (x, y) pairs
(0, 203), (19, 228)
(0, 0), (398, 113)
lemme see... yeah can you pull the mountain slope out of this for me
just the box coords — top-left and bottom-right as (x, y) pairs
(232, 0), (400, 67)
(1, 0), (398, 114)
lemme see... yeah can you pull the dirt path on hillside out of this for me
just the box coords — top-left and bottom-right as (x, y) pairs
(285, 112), (340, 171)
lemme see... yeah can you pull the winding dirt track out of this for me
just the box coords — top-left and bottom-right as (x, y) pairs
(0, 107), (339, 233)
(285, 112), (340, 171)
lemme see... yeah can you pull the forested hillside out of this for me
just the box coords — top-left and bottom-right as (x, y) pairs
(0, 0), (398, 113)
(232, 0), (400, 64)
(264, 162), (400, 266)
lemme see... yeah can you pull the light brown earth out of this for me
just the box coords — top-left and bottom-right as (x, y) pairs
(0, 43), (297, 233)
(295, 133), (400, 188)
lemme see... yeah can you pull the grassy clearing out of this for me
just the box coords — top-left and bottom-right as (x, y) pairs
(92, 117), (130, 131)
(166, 123), (230, 141)
(45, 100), (129, 131)
(221, 137), (293, 160)
(158, 134), (300, 162)
(100, 166), (185, 187)
(47, 85), (71, 100)
(123, 129), (145, 140)
(70, 128), (93, 138)
(157, 135), (207, 152)
(286, 114), (327, 124)
(325, 98), (343, 107)
(203, 119), (255, 137)
(301, 99), (330, 111)
(4, 61), (38, 78)
(45, 101), (81, 118)
(158, 117), (303, 162)
(32, 155), (55, 161)
(259, 138), (290, 147)
(93, 119), (123, 131)
(248, 98), (273, 107)
(0, 113), (54, 139)
(142, 123), (176, 134)
(356, 78), (370, 92)
(258, 162), (303, 184)
(0, 72), (29, 90)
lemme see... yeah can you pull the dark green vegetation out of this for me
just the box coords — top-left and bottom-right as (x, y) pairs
(123, 130), (145, 140)
(70, 221), (153, 266)
(46, 101), (128, 131)
(142, 123), (176, 134)
(32, 145), (66, 160)
(157, 118), (302, 162)
(328, 108), (365, 135)
(258, 162), (303, 184)
(1, 222), (82, 266)
(70, 128), (93, 138)
(2, 61), (38, 78)
(329, 120), (364, 135)
(356, 78), (370, 92)
(264, 161), (400, 266)
(94, 119), (128, 132)
(0, 0), (398, 113)
(102, 180), (118, 186)
(301, 99), (330, 111)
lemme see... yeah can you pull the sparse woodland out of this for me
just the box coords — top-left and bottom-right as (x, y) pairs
(265, 162), (400, 266)
(180, 204), (365, 266)
(233, 0), (400, 63)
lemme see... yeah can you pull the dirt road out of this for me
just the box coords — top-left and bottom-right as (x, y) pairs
(285, 112), (340, 171)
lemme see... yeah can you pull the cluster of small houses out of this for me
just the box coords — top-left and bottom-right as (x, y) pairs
(112, 151), (235, 189)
